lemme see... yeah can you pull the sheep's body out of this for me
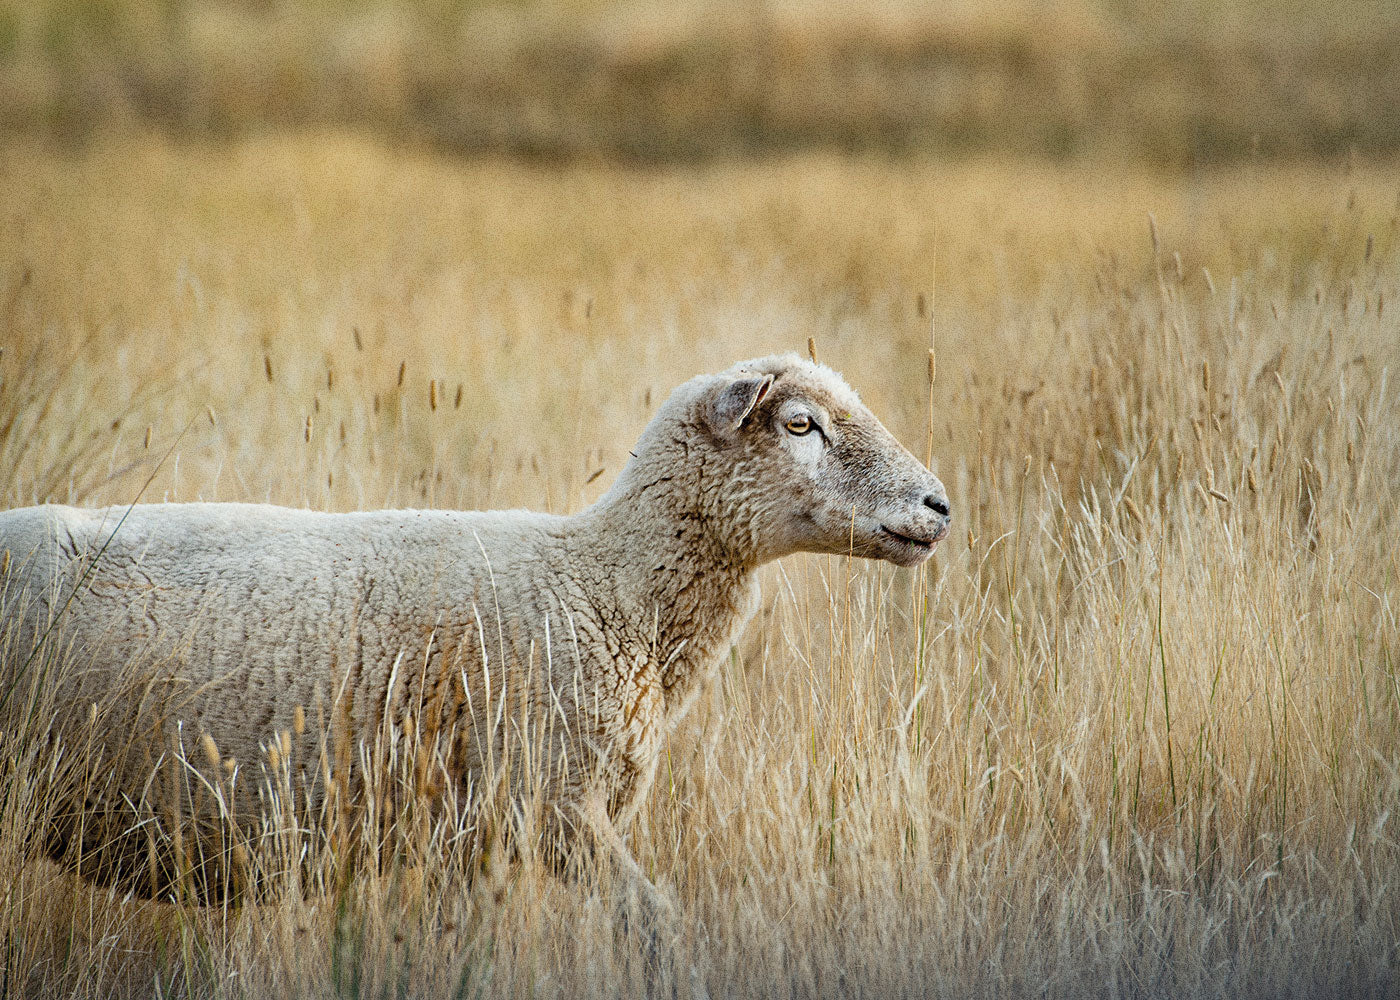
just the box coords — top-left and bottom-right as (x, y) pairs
(0, 354), (949, 907)
(6, 501), (721, 802)
(3, 501), (752, 897)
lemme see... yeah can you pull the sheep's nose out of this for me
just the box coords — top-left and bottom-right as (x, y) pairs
(924, 494), (951, 519)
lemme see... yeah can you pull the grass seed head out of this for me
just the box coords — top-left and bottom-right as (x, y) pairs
(202, 733), (221, 771)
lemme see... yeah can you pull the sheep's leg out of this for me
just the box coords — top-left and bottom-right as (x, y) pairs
(576, 794), (674, 926)
(567, 795), (694, 996)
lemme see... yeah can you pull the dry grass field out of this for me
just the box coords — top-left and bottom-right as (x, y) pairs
(1, 132), (1399, 998)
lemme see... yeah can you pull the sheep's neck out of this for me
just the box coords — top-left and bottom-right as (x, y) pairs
(574, 495), (757, 704)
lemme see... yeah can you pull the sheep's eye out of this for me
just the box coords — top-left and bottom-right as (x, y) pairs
(785, 414), (813, 436)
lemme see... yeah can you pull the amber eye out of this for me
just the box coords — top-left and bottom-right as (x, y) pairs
(785, 414), (814, 435)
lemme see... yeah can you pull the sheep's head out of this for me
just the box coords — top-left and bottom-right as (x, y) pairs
(689, 354), (951, 568)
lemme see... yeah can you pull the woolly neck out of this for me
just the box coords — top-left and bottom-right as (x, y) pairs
(568, 462), (761, 707)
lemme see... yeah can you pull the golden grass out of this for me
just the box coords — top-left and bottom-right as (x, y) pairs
(1, 133), (1399, 997)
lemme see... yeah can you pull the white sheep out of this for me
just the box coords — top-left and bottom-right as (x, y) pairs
(0, 353), (950, 911)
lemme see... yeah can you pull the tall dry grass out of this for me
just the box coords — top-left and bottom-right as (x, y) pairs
(0, 134), (1398, 997)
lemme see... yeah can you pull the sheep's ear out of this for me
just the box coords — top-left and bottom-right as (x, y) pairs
(705, 373), (774, 438)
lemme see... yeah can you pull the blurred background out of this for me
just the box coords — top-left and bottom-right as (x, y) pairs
(2, 0), (1398, 164)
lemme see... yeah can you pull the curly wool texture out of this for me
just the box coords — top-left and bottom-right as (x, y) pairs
(0, 354), (949, 901)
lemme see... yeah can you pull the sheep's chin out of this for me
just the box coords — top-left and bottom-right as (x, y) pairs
(875, 528), (938, 567)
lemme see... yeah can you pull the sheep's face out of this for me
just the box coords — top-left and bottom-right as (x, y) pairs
(703, 355), (951, 568)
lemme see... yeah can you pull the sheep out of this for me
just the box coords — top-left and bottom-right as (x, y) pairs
(0, 353), (950, 914)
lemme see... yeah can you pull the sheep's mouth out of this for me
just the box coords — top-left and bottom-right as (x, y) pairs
(880, 525), (936, 550)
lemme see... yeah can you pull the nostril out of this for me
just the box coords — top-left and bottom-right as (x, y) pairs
(924, 495), (951, 518)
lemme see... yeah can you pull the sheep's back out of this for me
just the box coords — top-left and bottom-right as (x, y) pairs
(0, 502), (572, 777)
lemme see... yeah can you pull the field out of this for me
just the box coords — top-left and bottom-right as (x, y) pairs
(2, 132), (1400, 997)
